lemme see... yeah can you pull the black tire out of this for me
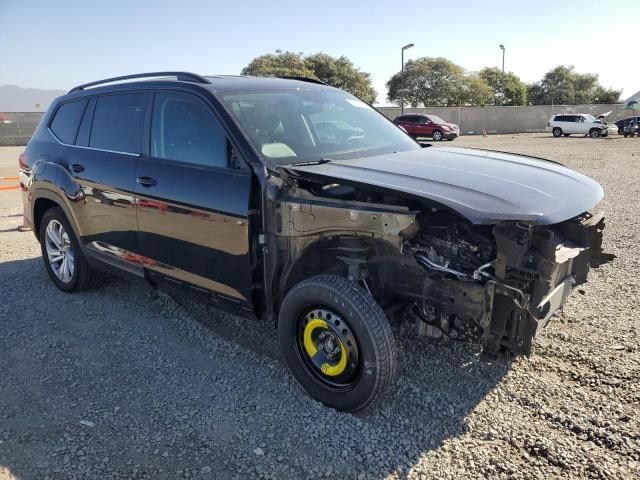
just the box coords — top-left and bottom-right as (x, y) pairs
(278, 274), (397, 412)
(589, 128), (601, 138)
(432, 130), (443, 141)
(552, 127), (563, 137)
(624, 133), (629, 138)
(39, 207), (104, 293)
(618, 128), (623, 135)
(563, 133), (570, 137)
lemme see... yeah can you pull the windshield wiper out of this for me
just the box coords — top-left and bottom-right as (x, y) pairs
(284, 158), (333, 167)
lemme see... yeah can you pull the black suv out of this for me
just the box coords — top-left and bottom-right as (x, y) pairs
(21, 72), (613, 411)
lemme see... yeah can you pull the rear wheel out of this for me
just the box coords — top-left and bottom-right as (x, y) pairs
(552, 127), (563, 137)
(278, 275), (397, 412)
(432, 130), (443, 141)
(39, 207), (104, 292)
(590, 128), (601, 138)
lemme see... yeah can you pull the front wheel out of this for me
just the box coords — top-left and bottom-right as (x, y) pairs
(432, 130), (443, 141)
(590, 128), (601, 138)
(278, 275), (397, 412)
(552, 127), (563, 137)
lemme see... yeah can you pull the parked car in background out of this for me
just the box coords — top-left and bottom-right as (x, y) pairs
(623, 121), (639, 137)
(393, 114), (459, 141)
(546, 113), (612, 138)
(615, 116), (640, 135)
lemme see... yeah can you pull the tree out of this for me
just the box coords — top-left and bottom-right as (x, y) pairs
(241, 51), (377, 104)
(459, 74), (495, 107)
(527, 65), (621, 105)
(241, 50), (314, 78)
(386, 57), (493, 107)
(478, 67), (527, 106)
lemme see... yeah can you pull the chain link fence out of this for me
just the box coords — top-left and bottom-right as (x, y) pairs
(0, 112), (44, 146)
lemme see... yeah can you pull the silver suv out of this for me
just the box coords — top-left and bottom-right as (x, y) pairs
(546, 112), (612, 138)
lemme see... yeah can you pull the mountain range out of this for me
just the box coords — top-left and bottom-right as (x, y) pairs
(0, 85), (66, 112)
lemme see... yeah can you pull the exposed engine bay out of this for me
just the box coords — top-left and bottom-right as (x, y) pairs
(273, 176), (614, 357)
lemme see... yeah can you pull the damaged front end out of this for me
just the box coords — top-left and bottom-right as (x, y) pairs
(274, 168), (614, 358)
(372, 210), (614, 356)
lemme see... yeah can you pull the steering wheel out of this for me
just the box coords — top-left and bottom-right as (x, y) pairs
(343, 135), (364, 145)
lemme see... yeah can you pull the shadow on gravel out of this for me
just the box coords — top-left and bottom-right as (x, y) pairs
(171, 293), (513, 479)
(0, 256), (512, 480)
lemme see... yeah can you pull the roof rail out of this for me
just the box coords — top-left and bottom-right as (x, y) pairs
(69, 72), (210, 93)
(276, 75), (327, 86)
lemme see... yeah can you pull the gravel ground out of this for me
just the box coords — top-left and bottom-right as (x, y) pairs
(0, 134), (638, 480)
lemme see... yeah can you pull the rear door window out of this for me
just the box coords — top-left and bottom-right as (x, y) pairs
(49, 99), (88, 144)
(90, 93), (149, 154)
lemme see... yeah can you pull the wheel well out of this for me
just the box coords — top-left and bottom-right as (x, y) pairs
(33, 198), (59, 241)
(280, 236), (399, 297)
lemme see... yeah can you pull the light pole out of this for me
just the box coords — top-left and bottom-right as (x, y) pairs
(400, 43), (414, 115)
(499, 44), (505, 105)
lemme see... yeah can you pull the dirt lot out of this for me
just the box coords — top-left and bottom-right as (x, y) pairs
(0, 134), (638, 480)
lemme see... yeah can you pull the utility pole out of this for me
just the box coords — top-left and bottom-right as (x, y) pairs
(499, 44), (505, 105)
(400, 43), (414, 115)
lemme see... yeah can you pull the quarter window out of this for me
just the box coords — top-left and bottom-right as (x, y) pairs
(151, 92), (227, 168)
(90, 93), (148, 154)
(50, 99), (88, 144)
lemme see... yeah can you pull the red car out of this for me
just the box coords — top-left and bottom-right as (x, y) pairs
(394, 114), (460, 141)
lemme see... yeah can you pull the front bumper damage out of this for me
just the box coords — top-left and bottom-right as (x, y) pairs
(479, 212), (614, 355)
(370, 212), (614, 357)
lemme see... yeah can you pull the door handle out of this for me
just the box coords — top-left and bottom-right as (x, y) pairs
(136, 176), (157, 187)
(70, 163), (85, 173)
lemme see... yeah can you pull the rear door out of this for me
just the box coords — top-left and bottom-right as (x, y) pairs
(135, 90), (254, 311)
(401, 115), (421, 136)
(67, 92), (150, 274)
(560, 115), (576, 134)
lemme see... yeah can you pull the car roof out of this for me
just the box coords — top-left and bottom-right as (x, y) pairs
(64, 73), (334, 100)
(203, 75), (332, 92)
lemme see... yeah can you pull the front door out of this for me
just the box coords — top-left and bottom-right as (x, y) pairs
(134, 90), (254, 311)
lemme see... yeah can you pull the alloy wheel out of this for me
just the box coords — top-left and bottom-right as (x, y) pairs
(45, 219), (75, 283)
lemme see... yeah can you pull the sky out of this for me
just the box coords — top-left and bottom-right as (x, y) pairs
(1, 0), (638, 105)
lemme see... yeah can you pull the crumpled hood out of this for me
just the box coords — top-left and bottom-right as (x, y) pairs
(285, 147), (604, 225)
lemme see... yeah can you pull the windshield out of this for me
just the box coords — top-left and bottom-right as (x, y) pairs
(584, 114), (597, 123)
(218, 89), (419, 167)
(427, 115), (446, 124)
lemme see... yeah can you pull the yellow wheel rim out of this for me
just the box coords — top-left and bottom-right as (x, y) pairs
(302, 318), (348, 377)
